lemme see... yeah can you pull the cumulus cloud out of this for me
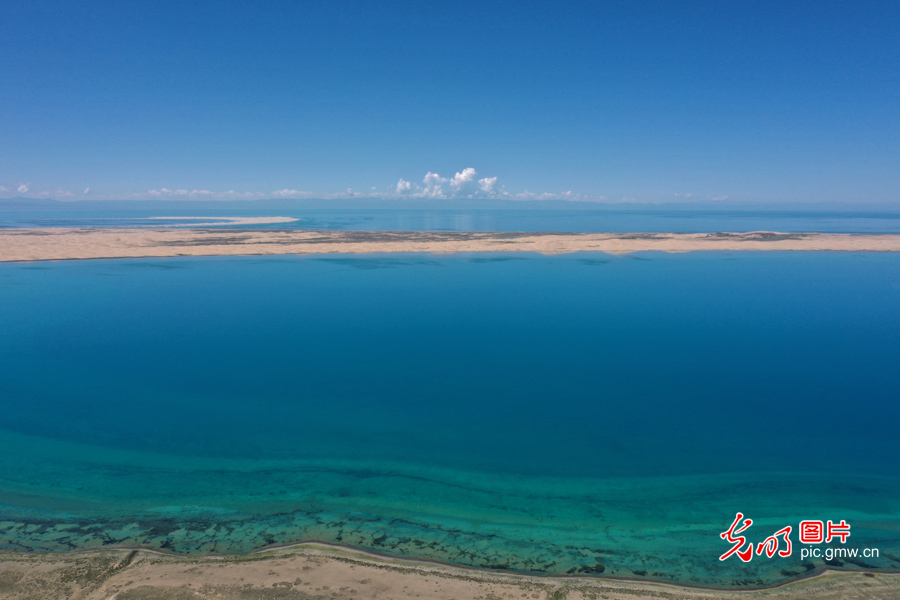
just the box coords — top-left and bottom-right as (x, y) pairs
(707, 195), (729, 201)
(379, 168), (612, 201)
(449, 167), (480, 196)
(406, 168), (509, 199)
(478, 176), (498, 194)
(395, 178), (413, 194)
(2, 170), (607, 203)
(421, 172), (448, 197)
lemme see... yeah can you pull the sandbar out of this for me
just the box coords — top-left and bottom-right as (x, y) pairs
(146, 216), (301, 226)
(3, 227), (900, 263)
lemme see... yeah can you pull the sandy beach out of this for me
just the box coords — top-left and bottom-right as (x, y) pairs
(2, 227), (900, 263)
(1, 545), (897, 600)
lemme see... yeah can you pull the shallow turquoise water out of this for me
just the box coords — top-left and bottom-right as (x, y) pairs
(1, 252), (899, 587)
(4, 205), (900, 233)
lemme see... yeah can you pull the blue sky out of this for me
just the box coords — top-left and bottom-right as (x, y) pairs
(2, 1), (898, 203)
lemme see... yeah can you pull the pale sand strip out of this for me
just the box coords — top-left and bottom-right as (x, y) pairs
(3, 228), (900, 263)
(0, 546), (897, 600)
(146, 216), (300, 226)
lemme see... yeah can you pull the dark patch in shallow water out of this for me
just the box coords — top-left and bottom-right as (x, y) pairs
(315, 257), (444, 270)
(577, 258), (612, 266)
(118, 261), (188, 270)
(466, 256), (528, 264)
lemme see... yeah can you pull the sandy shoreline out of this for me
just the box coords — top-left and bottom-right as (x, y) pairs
(1, 546), (898, 600)
(2, 227), (900, 262)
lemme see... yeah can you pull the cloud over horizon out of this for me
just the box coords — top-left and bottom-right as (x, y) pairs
(0, 168), (686, 203)
(145, 188), (266, 200)
(396, 168), (509, 199)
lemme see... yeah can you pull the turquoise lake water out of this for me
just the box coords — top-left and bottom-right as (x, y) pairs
(1, 251), (899, 588)
(3, 205), (900, 233)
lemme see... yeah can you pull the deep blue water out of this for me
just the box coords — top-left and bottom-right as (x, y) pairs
(3, 206), (900, 233)
(1, 252), (899, 586)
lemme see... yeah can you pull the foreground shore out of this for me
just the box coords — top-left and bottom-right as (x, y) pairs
(2, 228), (900, 262)
(1, 546), (897, 600)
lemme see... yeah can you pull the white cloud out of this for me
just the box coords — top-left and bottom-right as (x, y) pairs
(422, 172), (449, 198)
(514, 190), (605, 202)
(147, 188), (183, 197)
(395, 178), (414, 194)
(449, 167), (480, 196)
(478, 176), (498, 194)
(34, 188), (76, 198)
(707, 195), (729, 201)
(379, 167), (612, 202)
(143, 188), (267, 200)
(409, 168), (508, 199)
(220, 190), (265, 199)
(1, 170), (607, 203)
(270, 189), (312, 198)
(674, 193), (693, 198)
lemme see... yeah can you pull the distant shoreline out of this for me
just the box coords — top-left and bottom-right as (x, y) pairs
(3, 226), (900, 263)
